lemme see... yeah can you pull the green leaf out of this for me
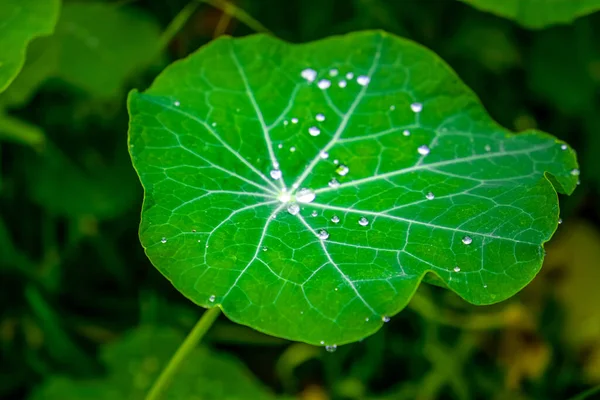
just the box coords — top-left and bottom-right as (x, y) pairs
(457, 0), (600, 29)
(128, 31), (579, 346)
(52, 2), (162, 98)
(0, 0), (60, 92)
(29, 327), (279, 400)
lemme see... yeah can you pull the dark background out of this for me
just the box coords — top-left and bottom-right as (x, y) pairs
(1, 0), (599, 399)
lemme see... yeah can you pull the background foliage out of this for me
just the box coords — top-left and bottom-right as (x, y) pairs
(1, 1), (599, 399)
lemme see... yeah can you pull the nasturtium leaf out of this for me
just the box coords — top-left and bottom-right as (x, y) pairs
(0, 0), (60, 92)
(128, 31), (579, 346)
(457, 0), (600, 29)
(29, 327), (279, 400)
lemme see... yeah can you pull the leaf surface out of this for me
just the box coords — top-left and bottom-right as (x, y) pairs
(128, 31), (579, 345)
(458, 0), (600, 29)
(0, 0), (60, 92)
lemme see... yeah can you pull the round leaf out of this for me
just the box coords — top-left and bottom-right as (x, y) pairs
(128, 31), (579, 346)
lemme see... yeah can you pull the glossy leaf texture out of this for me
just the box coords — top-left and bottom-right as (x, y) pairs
(28, 327), (280, 400)
(128, 31), (579, 346)
(0, 0), (60, 92)
(458, 0), (600, 29)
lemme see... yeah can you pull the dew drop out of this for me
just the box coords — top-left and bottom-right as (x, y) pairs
(331, 215), (340, 224)
(328, 178), (340, 188)
(346, 72), (354, 80)
(390, 105), (396, 111)
(333, 159), (339, 165)
(484, 144), (491, 152)
(211, 122), (217, 127)
(317, 79), (331, 89)
(329, 69), (339, 77)
(403, 130), (411, 136)
(319, 151), (329, 159)
(336, 164), (349, 176)
(308, 126), (321, 136)
(317, 229), (330, 240)
(270, 169), (282, 180)
(290, 146), (296, 152)
(262, 246), (268, 252)
(301, 68), (317, 82)
(365, 317), (370, 322)
(356, 75), (370, 86)
(283, 120), (289, 126)
(462, 236), (473, 245)
(160, 237), (167, 244)
(287, 203), (300, 215)
(417, 145), (430, 155)
(358, 217), (369, 226)
(278, 143), (283, 149)
(453, 266), (461, 272)
(291, 118), (299, 124)
(296, 188), (316, 203)
(325, 344), (337, 353)
(209, 295), (216, 302)
(410, 102), (423, 113)
(382, 316), (390, 323)
(483, 284), (488, 288)
(316, 113), (326, 122)
(560, 144), (568, 150)
(311, 210), (318, 217)
(320, 340), (325, 345)
(425, 192), (435, 200)
(571, 168), (580, 176)
(174, 101), (180, 107)
(558, 218), (563, 224)
(338, 80), (347, 88)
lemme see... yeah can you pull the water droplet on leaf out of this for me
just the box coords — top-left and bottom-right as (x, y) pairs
(320, 151), (329, 159)
(382, 316), (390, 323)
(325, 344), (337, 352)
(317, 229), (329, 240)
(291, 118), (299, 124)
(308, 126), (321, 136)
(346, 72), (354, 80)
(418, 145), (430, 155)
(411, 102), (423, 113)
(560, 144), (568, 150)
(426, 192), (435, 200)
(356, 75), (370, 86)
(296, 188), (316, 203)
(331, 215), (340, 224)
(270, 169), (282, 180)
(462, 236), (473, 245)
(316, 113), (325, 122)
(453, 266), (461, 272)
(329, 68), (339, 76)
(174, 101), (180, 106)
(571, 168), (580, 176)
(287, 203), (300, 215)
(160, 237), (167, 244)
(317, 79), (331, 89)
(328, 178), (340, 188)
(338, 80), (347, 88)
(301, 68), (317, 82)
(209, 295), (216, 302)
(403, 130), (410, 136)
(336, 165), (349, 176)
(311, 210), (318, 217)
(358, 217), (369, 226)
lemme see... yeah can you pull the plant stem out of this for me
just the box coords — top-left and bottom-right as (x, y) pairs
(568, 384), (600, 400)
(145, 307), (221, 400)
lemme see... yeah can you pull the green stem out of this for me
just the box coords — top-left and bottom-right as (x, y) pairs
(568, 384), (600, 400)
(145, 307), (221, 400)
(158, 1), (200, 51)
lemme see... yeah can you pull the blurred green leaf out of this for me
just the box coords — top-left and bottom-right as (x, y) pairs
(0, 0), (60, 92)
(457, 0), (600, 29)
(29, 326), (280, 400)
(0, 111), (45, 149)
(128, 31), (578, 346)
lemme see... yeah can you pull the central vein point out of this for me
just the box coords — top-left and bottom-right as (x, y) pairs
(278, 191), (292, 203)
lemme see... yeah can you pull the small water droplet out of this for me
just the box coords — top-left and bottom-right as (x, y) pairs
(316, 113), (325, 122)
(291, 118), (299, 124)
(358, 217), (369, 226)
(317, 229), (329, 240)
(484, 144), (491, 152)
(453, 266), (461, 272)
(325, 344), (337, 352)
(571, 168), (580, 176)
(382, 316), (390, 323)
(333, 159), (339, 165)
(209, 295), (216, 302)
(560, 144), (568, 150)
(174, 101), (180, 107)
(329, 68), (339, 77)
(278, 143), (283, 149)
(160, 237), (167, 244)
(283, 120), (289, 126)
(403, 130), (411, 136)
(270, 169), (282, 180)
(296, 188), (316, 203)
(308, 126), (321, 136)
(211, 122), (217, 127)
(410, 102), (423, 113)
(483, 284), (488, 288)
(311, 210), (318, 217)
(262, 246), (268, 251)
(320, 340), (325, 345)
(558, 218), (563, 224)
(287, 203), (300, 215)
(334, 287), (338, 291)
(356, 75), (370, 86)
(365, 317), (370, 322)
(290, 146), (296, 152)
(338, 80), (347, 88)
(390, 105), (396, 110)
(462, 236), (473, 245)
(346, 72), (354, 80)
(331, 215), (340, 224)
(328, 178), (340, 188)
(317, 79), (331, 89)
(320, 151), (329, 159)
(426, 192), (435, 200)
(418, 145), (430, 155)
(301, 68), (317, 82)
(336, 164), (349, 176)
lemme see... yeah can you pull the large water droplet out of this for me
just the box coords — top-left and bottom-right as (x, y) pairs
(336, 165), (349, 176)
(356, 75), (370, 86)
(316, 113), (326, 122)
(317, 229), (330, 240)
(317, 79), (331, 89)
(331, 215), (340, 224)
(425, 192), (435, 200)
(308, 126), (321, 136)
(462, 236), (473, 245)
(270, 169), (282, 180)
(287, 203), (300, 215)
(358, 217), (369, 226)
(296, 188), (316, 203)
(328, 178), (340, 188)
(160, 237), (167, 244)
(418, 145), (430, 155)
(209, 295), (216, 302)
(301, 68), (317, 82)
(410, 102), (423, 113)
(325, 344), (337, 352)
(453, 266), (461, 272)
